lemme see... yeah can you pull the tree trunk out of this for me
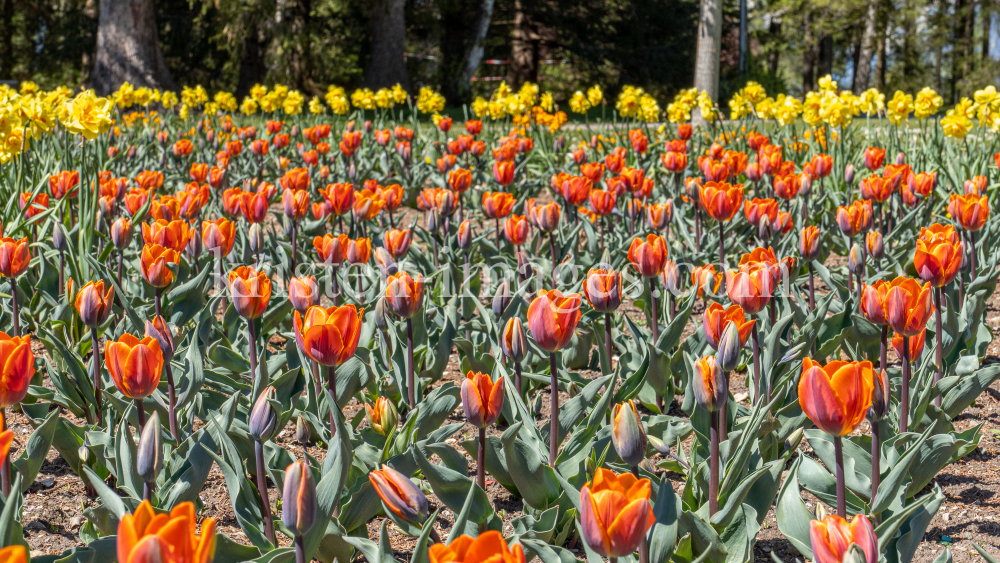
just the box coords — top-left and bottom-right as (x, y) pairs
(802, 11), (815, 92)
(982, 0), (990, 66)
(508, 0), (539, 89)
(364, 0), (410, 90)
(964, 0), (976, 77)
(953, 0), (968, 101)
(693, 0), (723, 101)
(236, 26), (266, 98)
(439, 0), (496, 104)
(767, 19), (781, 73)
(874, 21), (886, 91)
(902, 0), (917, 78)
(818, 34), (834, 78)
(935, 0), (945, 91)
(91, 0), (176, 94)
(0, 0), (13, 80)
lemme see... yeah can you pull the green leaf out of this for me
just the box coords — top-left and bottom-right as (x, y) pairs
(13, 409), (59, 492)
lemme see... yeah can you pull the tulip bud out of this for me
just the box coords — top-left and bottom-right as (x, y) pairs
(457, 219), (473, 250)
(369, 465), (429, 525)
(144, 316), (175, 362)
(425, 209), (438, 232)
(374, 297), (390, 331)
(374, 247), (397, 277)
(78, 443), (90, 464)
(716, 322), (743, 372)
(896, 152), (905, 165)
(348, 163), (357, 180)
(866, 231), (884, 261)
(185, 231), (202, 260)
(501, 317), (525, 362)
(848, 243), (865, 274)
(844, 164), (855, 185)
(98, 198), (112, 221)
(365, 397), (399, 435)
(53, 223), (69, 252)
(492, 281), (511, 317)
(554, 135), (565, 152)
(757, 218), (773, 241)
(517, 252), (533, 279)
(249, 386), (280, 442)
(137, 412), (163, 484)
(798, 173), (812, 196)
(248, 223), (265, 254)
(282, 460), (317, 536)
(870, 369), (890, 421)
(610, 401), (647, 466)
(296, 415), (311, 445)
(111, 218), (133, 249)
(693, 356), (728, 413)
(783, 427), (804, 452)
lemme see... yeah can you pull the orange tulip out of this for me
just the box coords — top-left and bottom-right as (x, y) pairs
(627, 235), (668, 277)
(691, 264), (723, 298)
(201, 218), (236, 258)
(798, 357), (873, 436)
(461, 371), (505, 428)
(428, 531), (526, 563)
(919, 223), (958, 244)
(50, 170), (80, 199)
(379, 184), (405, 213)
(892, 330), (926, 362)
(282, 188), (310, 220)
(743, 198), (778, 226)
(383, 229), (412, 259)
(859, 280), (890, 325)
(799, 226), (821, 260)
(590, 189), (617, 217)
(773, 173), (800, 200)
(105, 334), (163, 399)
(693, 355), (728, 411)
(910, 171), (935, 197)
(117, 501), (216, 563)
(583, 269), (623, 313)
(19, 192), (49, 219)
(885, 277), (933, 337)
(0, 332), (33, 407)
(726, 264), (773, 314)
(346, 237), (372, 265)
(288, 276), (320, 314)
(700, 181), (744, 222)
(369, 465), (429, 525)
(0, 238), (30, 278)
(385, 272), (425, 319)
(448, 168), (473, 193)
(504, 215), (531, 246)
(561, 175), (593, 206)
(702, 303), (754, 349)
(914, 237), (963, 287)
(493, 160), (515, 186)
(294, 305), (363, 366)
(313, 233), (347, 265)
(140, 244), (179, 288)
(836, 200), (873, 237)
(142, 220), (191, 254)
(646, 201), (672, 230)
(280, 167), (310, 191)
(810, 514), (877, 563)
(319, 183), (355, 216)
(527, 289), (582, 352)
(661, 151), (688, 173)
(864, 147), (886, 170)
(529, 201), (561, 232)
(579, 468), (654, 558)
(228, 267), (272, 319)
(0, 542), (22, 563)
(353, 190), (387, 221)
(75, 281), (115, 327)
(948, 193), (989, 231)
(482, 191), (515, 219)
(859, 175), (894, 202)
(239, 191), (270, 223)
(580, 162), (606, 183)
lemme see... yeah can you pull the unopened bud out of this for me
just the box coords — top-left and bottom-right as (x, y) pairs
(53, 223), (69, 252)
(844, 164), (855, 185)
(137, 412), (163, 484)
(610, 401), (647, 466)
(282, 460), (317, 536)
(866, 231), (884, 261)
(716, 322), (742, 372)
(144, 316), (175, 362)
(348, 163), (357, 180)
(296, 415), (311, 445)
(185, 231), (202, 260)
(784, 428), (804, 452)
(111, 218), (133, 249)
(374, 247), (397, 277)
(78, 444), (90, 464)
(374, 297), (389, 331)
(848, 243), (865, 274)
(895, 152), (905, 165)
(365, 397), (399, 436)
(248, 223), (265, 254)
(492, 281), (511, 317)
(517, 252), (533, 279)
(501, 318), (525, 362)
(425, 209), (438, 232)
(757, 218), (773, 241)
(457, 219), (473, 250)
(249, 386), (280, 442)
(869, 369), (890, 421)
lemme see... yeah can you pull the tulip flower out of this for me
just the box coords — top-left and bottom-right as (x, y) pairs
(860, 279), (892, 378)
(913, 233), (962, 404)
(294, 304), (363, 431)
(75, 280), (115, 424)
(702, 303), (754, 350)
(288, 276), (320, 315)
(283, 460), (317, 557)
(809, 513), (878, 563)
(864, 147), (886, 171)
(0, 237), (30, 336)
(365, 397), (399, 436)
(429, 531), (525, 563)
(247, 386), (279, 542)
(528, 289), (582, 464)
(799, 357), (874, 516)
(501, 318), (526, 394)
(383, 229), (412, 259)
(579, 468), (654, 558)
(884, 276), (933, 430)
(949, 192), (989, 276)
(627, 234), (668, 339)
(611, 401), (647, 467)
(105, 333), (163, 428)
(370, 465), (436, 537)
(493, 160), (515, 187)
(140, 243), (180, 302)
(504, 214), (530, 247)
(0, 330), (32, 496)
(117, 501), (216, 563)
(461, 371), (505, 490)
(384, 272), (425, 408)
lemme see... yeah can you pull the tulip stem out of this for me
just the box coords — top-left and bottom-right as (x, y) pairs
(154, 288), (162, 319)
(751, 324), (762, 404)
(549, 352), (559, 466)
(847, 236), (854, 298)
(311, 360), (323, 411)
(59, 250), (65, 296)
(549, 233), (558, 287)
(969, 230), (978, 279)
(463, 251), (471, 342)
(647, 278), (659, 342)
(695, 208), (702, 253)
(1, 409), (8, 497)
(807, 261), (816, 311)
(514, 361), (523, 398)
(477, 427), (486, 491)
(10, 282), (19, 337)
(834, 434), (846, 518)
(604, 312), (614, 376)
(290, 220), (298, 279)
(879, 325), (888, 376)
(709, 409), (719, 516)
(407, 319), (415, 409)
(136, 399), (146, 431)
(933, 286), (943, 408)
(91, 327), (101, 426)
(294, 534), (306, 563)
(901, 340), (911, 434)
(718, 220), (725, 270)
(871, 420), (881, 518)
(255, 439), (276, 544)
(143, 480), (153, 502)
(247, 318), (260, 389)
(165, 362), (179, 441)
(327, 364), (339, 435)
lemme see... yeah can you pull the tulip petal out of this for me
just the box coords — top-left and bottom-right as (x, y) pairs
(606, 497), (654, 557)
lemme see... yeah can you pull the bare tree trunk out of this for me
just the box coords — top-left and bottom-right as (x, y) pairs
(236, 25), (266, 98)
(693, 0), (723, 101)
(903, 0), (917, 78)
(91, 0), (176, 94)
(964, 0), (976, 77)
(0, 0), (14, 79)
(767, 19), (781, 73)
(439, 0), (496, 103)
(953, 0), (968, 101)
(460, 0), (495, 90)
(818, 34), (834, 77)
(802, 11), (815, 92)
(508, 0), (539, 89)
(364, 0), (410, 90)
(935, 0), (945, 91)
(982, 0), (991, 66)
(874, 16), (886, 91)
